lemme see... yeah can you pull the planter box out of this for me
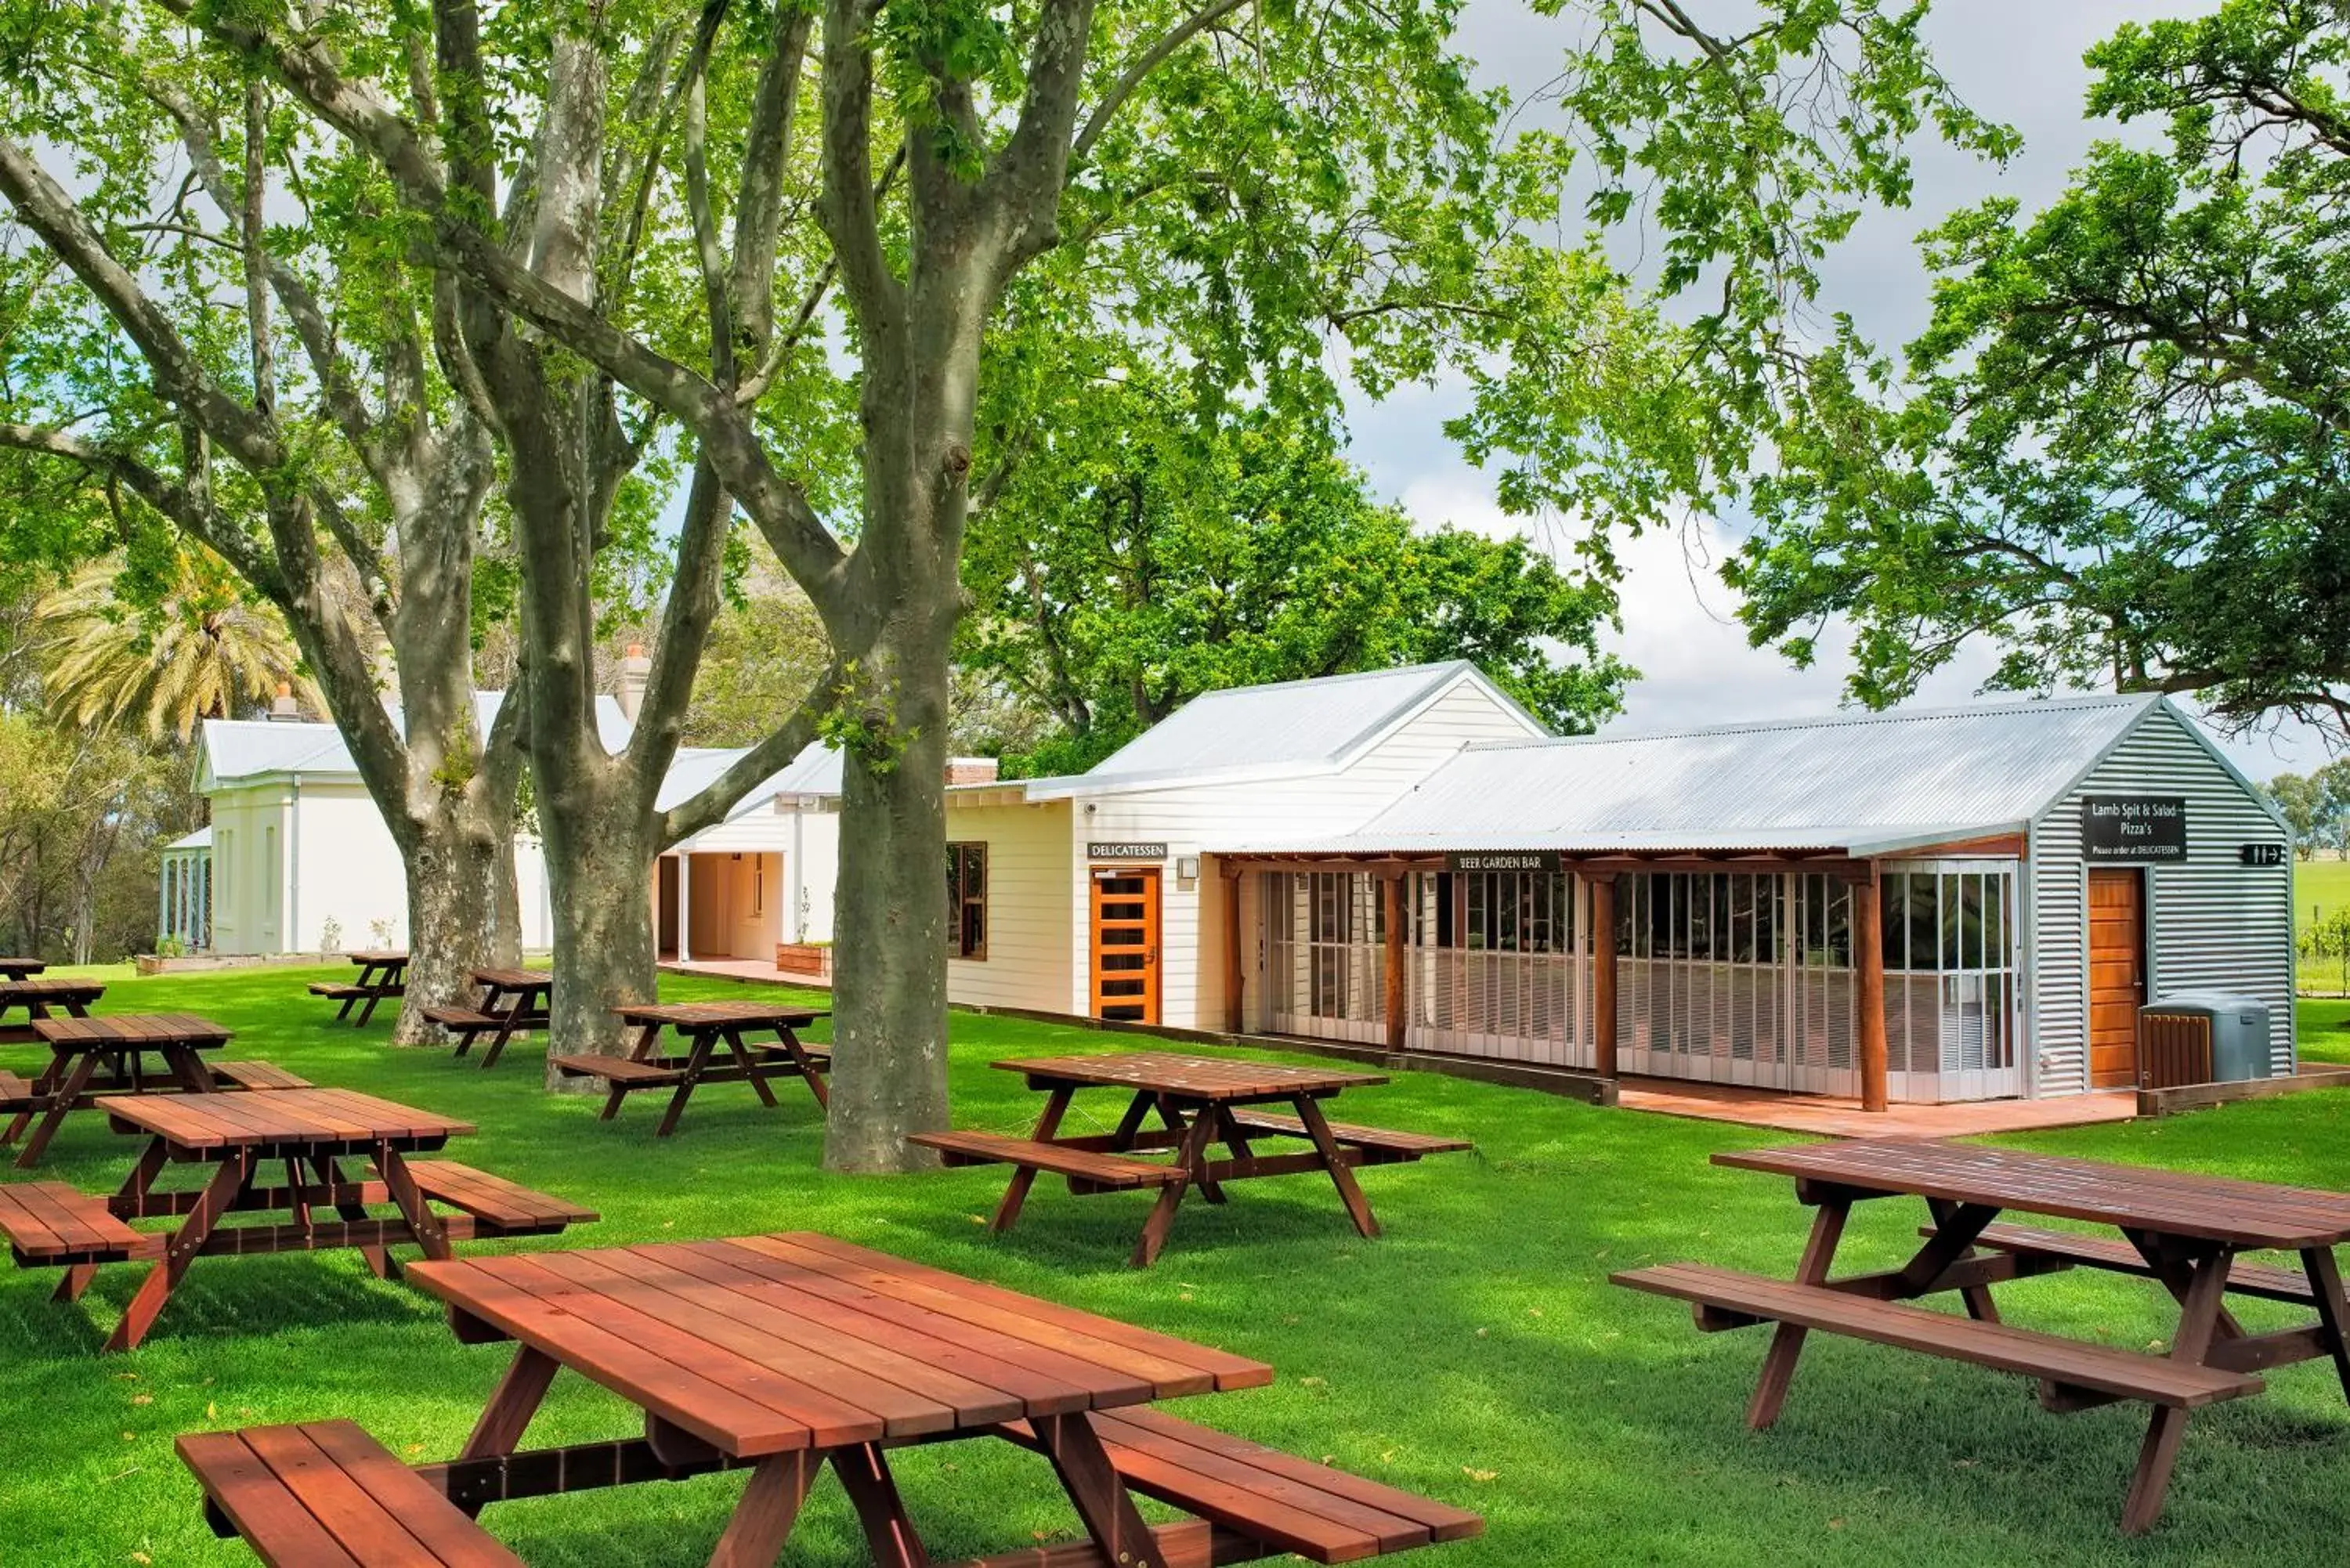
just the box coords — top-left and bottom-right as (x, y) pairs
(775, 942), (832, 978)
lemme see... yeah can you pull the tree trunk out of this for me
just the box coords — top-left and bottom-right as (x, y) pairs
(391, 801), (519, 1045)
(540, 795), (658, 1075)
(824, 628), (956, 1172)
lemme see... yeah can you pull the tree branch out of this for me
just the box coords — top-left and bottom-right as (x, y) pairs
(659, 668), (843, 846)
(1071, 0), (1250, 165)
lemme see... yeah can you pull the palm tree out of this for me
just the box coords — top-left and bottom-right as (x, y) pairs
(36, 548), (320, 740)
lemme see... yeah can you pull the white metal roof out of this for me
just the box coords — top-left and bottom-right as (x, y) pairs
(1018, 661), (1546, 799)
(163, 826), (212, 851)
(200, 692), (632, 788)
(1232, 691), (2171, 858)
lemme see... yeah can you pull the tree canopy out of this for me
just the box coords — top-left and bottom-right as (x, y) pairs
(963, 357), (1628, 776)
(1731, 0), (2350, 735)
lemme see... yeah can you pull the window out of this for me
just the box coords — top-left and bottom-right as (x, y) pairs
(947, 843), (987, 959)
(752, 856), (766, 916)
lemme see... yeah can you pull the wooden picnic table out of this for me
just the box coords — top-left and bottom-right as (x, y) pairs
(3, 1013), (233, 1169)
(164, 1232), (1480, 1567)
(421, 968), (553, 1068)
(0, 975), (104, 1044)
(0, 956), (45, 981)
(1614, 1138), (2350, 1533)
(911, 1051), (1472, 1267)
(309, 949), (407, 1027)
(549, 1001), (831, 1136)
(0, 1086), (595, 1353)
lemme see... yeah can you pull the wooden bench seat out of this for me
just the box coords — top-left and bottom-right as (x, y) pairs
(180, 1419), (523, 1567)
(1943, 1222), (2318, 1306)
(910, 1130), (1188, 1190)
(213, 1060), (315, 1092)
(548, 1053), (683, 1086)
(997, 1407), (1483, 1566)
(406, 1161), (597, 1237)
(0, 1068), (29, 1111)
(419, 1006), (501, 1031)
(1223, 1111), (1473, 1162)
(1614, 1263), (2262, 1408)
(0, 1180), (159, 1266)
(306, 982), (371, 999)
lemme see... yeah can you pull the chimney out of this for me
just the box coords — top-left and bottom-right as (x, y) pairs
(616, 643), (652, 721)
(268, 681), (300, 721)
(944, 757), (1000, 786)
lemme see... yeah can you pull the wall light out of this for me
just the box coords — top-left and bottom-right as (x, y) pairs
(1176, 855), (1201, 881)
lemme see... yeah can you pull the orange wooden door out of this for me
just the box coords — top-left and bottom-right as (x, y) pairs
(2087, 869), (2146, 1088)
(1091, 867), (1161, 1024)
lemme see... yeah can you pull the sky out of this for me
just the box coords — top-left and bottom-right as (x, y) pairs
(1342, 0), (2326, 784)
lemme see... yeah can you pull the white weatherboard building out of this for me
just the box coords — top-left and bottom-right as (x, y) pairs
(183, 692), (844, 963)
(941, 663), (2294, 1107)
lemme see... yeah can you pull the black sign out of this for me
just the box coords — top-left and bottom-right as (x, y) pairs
(2081, 796), (2188, 862)
(2240, 842), (2287, 868)
(1445, 852), (1558, 874)
(1087, 841), (1167, 862)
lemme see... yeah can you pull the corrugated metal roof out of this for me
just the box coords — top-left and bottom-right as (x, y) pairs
(1049, 661), (1536, 793)
(1232, 692), (2164, 857)
(201, 692), (633, 785)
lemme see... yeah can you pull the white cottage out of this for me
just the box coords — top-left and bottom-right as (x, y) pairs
(183, 692), (844, 963)
(942, 665), (2295, 1107)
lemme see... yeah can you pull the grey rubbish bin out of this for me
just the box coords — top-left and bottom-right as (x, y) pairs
(2138, 993), (2273, 1089)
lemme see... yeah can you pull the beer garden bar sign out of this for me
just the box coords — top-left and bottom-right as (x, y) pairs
(2081, 796), (2189, 862)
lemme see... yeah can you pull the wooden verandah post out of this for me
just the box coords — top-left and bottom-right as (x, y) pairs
(1383, 873), (1407, 1056)
(1589, 873), (1618, 1080)
(1850, 866), (1889, 1113)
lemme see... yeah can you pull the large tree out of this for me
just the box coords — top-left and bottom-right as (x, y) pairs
(0, 16), (533, 1036)
(963, 356), (1629, 775)
(174, 0), (2003, 1166)
(1731, 1), (2350, 734)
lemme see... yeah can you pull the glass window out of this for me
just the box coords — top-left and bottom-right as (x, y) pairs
(946, 844), (986, 959)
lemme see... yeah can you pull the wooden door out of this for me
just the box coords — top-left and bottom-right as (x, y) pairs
(1091, 867), (1161, 1024)
(2087, 869), (2146, 1088)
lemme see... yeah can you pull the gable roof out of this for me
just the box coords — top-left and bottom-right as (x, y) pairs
(1237, 691), (2178, 858)
(656, 740), (843, 818)
(1018, 662), (1546, 799)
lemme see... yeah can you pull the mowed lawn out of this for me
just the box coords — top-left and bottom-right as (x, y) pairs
(9, 970), (2350, 1566)
(2298, 858), (2350, 994)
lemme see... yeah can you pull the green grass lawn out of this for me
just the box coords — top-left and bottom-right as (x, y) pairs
(2295, 858), (2350, 994)
(9, 968), (2350, 1565)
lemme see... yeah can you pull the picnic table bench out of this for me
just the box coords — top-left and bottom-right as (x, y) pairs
(421, 970), (551, 1068)
(910, 1052), (1471, 1267)
(1, 1014), (315, 1169)
(0, 1087), (593, 1351)
(180, 1234), (1481, 1567)
(0, 975), (104, 1043)
(1614, 1137), (2350, 1533)
(548, 1001), (830, 1136)
(0, 956), (44, 980)
(308, 950), (407, 1027)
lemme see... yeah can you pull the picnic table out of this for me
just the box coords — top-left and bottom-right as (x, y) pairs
(1614, 1138), (2350, 1533)
(909, 1051), (1472, 1267)
(309, 949), (407, 1026)
(0, 956), (45, 981)
(0, 1013), (298, 1170)
(0, 1086), (595, 1353)
(0, 975), (104, 1043)
(179, 1233), (1483, 1568)
(420, 968), (552, 1068)
(549, 1001), (831, 1136)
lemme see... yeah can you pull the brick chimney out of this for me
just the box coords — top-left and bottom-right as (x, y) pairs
(944, 757), (1001, 786)
(267, 681), (301, 721)
(616, 643), (652, 721)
